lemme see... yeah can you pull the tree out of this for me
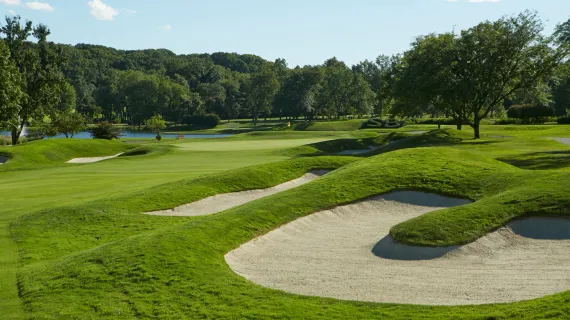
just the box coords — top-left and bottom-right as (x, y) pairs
(52, 112), (86, 138)
(246, 65), (280, 125)
(390, 12), (569, 138)
(145, 115), (166, 140)
(0, 38), (23, 132)
(1, 16), (66, 145)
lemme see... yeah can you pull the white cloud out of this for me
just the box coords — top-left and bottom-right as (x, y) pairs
(24, 1), (54, 11)
(0, 0), (20, 5)
(159, 24), (172, 31)
(8, 8), (15, 15)
(88, 0), (118, 20)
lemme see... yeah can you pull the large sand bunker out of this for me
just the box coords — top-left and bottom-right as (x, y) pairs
(225, 191), (570, 305)
(66, 153), (123, 164)
(146, 170), (329, 217)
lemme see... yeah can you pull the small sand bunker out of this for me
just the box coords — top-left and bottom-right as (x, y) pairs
(225, 191), (570, 306)
(146, 170), (329, 217)
(66, 153), (124, 164)
(0, 156), (8, 165)
(553, 138), (570, 146)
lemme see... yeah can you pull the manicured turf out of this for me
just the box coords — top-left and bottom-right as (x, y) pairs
(2, 126), (570, 319)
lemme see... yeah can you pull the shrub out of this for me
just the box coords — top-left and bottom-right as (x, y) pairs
(183, 114), (221, 129)
(557, 116), (570, 124)
(25, 129), (46, 142)
(494, 119), (518, 125)
(507, 104), (554, 124)
(0, 137), (9, 146)
(90, 122), (122, 140)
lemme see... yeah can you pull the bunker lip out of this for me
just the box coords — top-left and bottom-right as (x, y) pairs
(145, 170), (330, 217)
(552, 137), (570, 146)
(225, 191), (570, 306)
(66, 153), (124, 164)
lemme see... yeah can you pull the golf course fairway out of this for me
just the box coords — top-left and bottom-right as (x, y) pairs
(2, 128), (570, 319)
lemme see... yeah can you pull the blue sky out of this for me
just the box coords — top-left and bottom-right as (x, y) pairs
(1, 0), (569, 67)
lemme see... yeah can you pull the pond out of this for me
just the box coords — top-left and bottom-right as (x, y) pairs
(0, 130), (233, 140)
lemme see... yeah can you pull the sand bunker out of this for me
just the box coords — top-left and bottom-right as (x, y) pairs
(66, 153), (124, 164)
(226, 191), (570, 305)
(146, 170), (329, 217)
(0, 156), (7, 165)
(553, 138), (570, 146)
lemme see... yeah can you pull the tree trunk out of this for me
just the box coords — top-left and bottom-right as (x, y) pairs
(11, 128), (18, 145)
(456, 123), (462, 130)
(473, 122), (480, 139)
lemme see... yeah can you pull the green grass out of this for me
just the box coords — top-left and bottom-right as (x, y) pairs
(3, 127), (570, 319)
(11, 147), (570, 319)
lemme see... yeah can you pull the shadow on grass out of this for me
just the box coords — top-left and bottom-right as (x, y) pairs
(498, 150), (570, 170)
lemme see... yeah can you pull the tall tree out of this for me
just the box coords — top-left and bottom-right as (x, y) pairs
(246, 65), (280, 125)
(0, 38), (23, 132)
(1, 16), (66, 144)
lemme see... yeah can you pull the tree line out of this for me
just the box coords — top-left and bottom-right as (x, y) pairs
(1, 12), (570, 142)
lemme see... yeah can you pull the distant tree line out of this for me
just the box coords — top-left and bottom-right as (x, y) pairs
(1, 12), (570, 142)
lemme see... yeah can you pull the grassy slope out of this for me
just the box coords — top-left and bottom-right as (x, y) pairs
(0, 139), (133, 171)
(0, 132), (351, 318)
(12, 147), (570, 319)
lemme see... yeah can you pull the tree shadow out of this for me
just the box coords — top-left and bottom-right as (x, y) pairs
(498, 150), (570, 170)
(371, 235), (458, 261)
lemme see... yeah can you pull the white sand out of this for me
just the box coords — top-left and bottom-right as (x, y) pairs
(66, 153), (123, 164)
(225, 191), (570, 305)
(553, 138), (570, 146)
(146, 170), (330, 217)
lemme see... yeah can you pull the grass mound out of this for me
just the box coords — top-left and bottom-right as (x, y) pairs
(119, 144), (174, 158)
(0, 139), (133, 170)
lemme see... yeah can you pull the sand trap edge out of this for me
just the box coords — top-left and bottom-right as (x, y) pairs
(66, 153), (124, 164)
(145, 170), (331, 217)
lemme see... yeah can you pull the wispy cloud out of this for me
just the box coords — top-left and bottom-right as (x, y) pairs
(0, 0), (20, 6)
(121, 8), (136, 16)
(159, 24), (172, 31)
(25, 1), (54, 11)
(8, 8), (16, 15)
(467, 0), (500, 2)
(1, 0), (55, 12)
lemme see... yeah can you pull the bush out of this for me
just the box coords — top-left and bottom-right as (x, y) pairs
(25, 129), (45, 142)
(90, 122), (122, 140)
(156, 134), (162, 141)
(0, 137), (9, 146)
(557, 116), (570, 124)
(183, 114), (221, 129)
(494, 119), (518, 125)
(507, 105), (554, 124)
